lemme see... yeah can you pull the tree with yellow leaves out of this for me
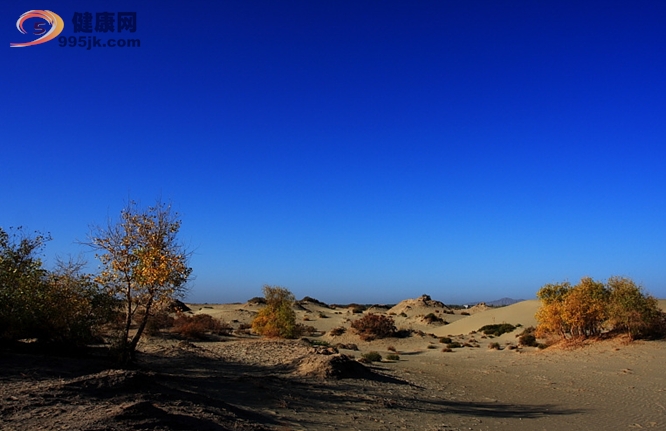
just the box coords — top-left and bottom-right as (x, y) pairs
(89, 201), (192, 362)
(252, 285), (300, 338)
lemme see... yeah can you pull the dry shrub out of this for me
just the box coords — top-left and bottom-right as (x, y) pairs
(298, 324), (318, 336)
(351, 313), (396, 341)
(517, 327), (539, 347)
(386, 353), (400, 361)
(144, 309), (175, 336)
(488, 342), (501, 350)
(173, 314), (228, 339)
(329, 326), (346, 336)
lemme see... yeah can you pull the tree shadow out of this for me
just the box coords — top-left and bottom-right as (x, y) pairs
(0, 344), (585, 430)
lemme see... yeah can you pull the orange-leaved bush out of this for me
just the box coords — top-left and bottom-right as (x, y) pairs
(351, 313), (396, 341)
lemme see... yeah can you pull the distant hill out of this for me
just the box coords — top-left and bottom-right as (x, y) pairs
(486, 297), (524, 307)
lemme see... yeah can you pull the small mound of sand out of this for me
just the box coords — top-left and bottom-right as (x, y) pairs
(388, 294), (450, 317)
(292, 354), (372, 379)
(467, 302), (491, 314)
(245, 297), (266, 306)
(298, 296), (331, 308)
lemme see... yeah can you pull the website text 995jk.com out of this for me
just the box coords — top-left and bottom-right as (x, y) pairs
(58, 36), (140, 49)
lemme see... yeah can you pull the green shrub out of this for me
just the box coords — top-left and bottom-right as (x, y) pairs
(351, 313), (396, 341)
(478, 323), (517, 337)
(361, 351), (382, 362)
(386, 353), (400, 361)
(0, 229), (117, 346)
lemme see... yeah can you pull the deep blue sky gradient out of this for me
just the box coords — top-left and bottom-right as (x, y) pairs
(3, 1), (665, 304)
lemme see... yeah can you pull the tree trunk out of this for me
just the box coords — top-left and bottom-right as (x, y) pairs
(127, 295), (154, 360)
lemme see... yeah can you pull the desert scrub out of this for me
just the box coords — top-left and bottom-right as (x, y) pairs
(478, 323), (517, 337)
(423, 313), (446, 324)
(517, 327), (539, 347)
(308, 339), (330, 347)
(329, 326), (346, 336)
(360, 351), (382, 362)
(387, 345), (396, 352)
(427, 344), (437, 349)
(351, 313), (396, 341)
(172, 314), (228, 339)
(441, 347), (453, 352)
(446, 341), (463, 349)
(488, 342), (501, 350)
(439, 336), (452, 344)
(385, 353), (400, 361)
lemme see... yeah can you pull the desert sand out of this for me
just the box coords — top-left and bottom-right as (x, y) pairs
(1, 296), (665, 430)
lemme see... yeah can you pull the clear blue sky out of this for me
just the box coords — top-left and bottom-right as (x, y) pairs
(3, 1), (665, 304)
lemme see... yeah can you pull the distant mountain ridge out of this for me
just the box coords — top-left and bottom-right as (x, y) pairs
(485, 297), (524, 307)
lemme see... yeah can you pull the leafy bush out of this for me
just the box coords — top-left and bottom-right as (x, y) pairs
(0, 228), (116, 346)
(478, 323), (517, 337)
(536, 276), (666, 341)
(606, 276), (664, 340)
(360, 351), (382, 362)
(252, 286), (301, 338)
(351, 313), (396, 341)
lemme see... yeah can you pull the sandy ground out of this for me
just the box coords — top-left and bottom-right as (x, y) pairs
(1, 296), (665, 430)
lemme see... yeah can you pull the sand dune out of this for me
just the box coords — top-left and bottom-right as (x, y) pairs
(2, 295), (666, 430)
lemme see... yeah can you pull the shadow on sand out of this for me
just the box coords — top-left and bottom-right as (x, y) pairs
(0, 343), (585, 430)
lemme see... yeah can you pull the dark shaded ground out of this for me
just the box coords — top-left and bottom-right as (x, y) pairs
(0, 339), (582, 431)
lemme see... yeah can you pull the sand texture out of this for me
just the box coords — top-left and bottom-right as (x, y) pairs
(1, 297), (665, 430)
